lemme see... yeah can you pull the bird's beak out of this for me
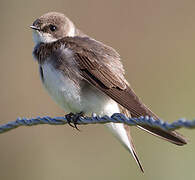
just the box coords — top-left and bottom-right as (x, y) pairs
(30, 25), (40, 31)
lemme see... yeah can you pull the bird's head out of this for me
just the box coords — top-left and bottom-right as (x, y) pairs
(30, 12), (75, 45)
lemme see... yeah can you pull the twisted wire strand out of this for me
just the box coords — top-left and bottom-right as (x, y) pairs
(0, 113), (195, 134)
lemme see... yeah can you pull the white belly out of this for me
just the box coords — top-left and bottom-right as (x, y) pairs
(41, 62), (81, 112)
(41, 62), (120, 116)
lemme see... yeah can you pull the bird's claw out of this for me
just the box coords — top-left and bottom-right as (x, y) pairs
(65, 112), (84, 131)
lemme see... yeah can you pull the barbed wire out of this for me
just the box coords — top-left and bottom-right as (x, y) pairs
(0, 113), (195, 134)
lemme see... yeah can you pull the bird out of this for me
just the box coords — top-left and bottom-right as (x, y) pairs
(30, 12), (187, 172)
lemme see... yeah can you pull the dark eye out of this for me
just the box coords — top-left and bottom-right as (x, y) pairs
(49, 25), (57, 32)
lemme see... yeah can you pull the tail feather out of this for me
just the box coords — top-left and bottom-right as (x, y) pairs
(120, 106), (144, 172)
(136, 124), (187, 146)
(106, 121), (144, 172)
(129, 104), (187, 146)
(124, 124), (144, 172)
(106, 99), (187, 172)
(119, 105), (187, 172)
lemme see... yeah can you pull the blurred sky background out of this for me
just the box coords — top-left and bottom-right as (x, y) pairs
(0, 0), (195, 179)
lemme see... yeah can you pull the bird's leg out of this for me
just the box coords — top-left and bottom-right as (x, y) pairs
(65, 112), (84, 131)
(72, 111), (84, 131)
(65, 112), (75, 128)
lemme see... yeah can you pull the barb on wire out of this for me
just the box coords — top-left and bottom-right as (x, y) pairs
(0, 113), (195, 134)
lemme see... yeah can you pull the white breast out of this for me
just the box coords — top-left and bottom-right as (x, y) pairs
(41, 61), (120, 115)
(41, 62), (82, 112)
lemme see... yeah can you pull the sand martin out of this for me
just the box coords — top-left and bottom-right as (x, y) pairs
(31, 12), (187, 172)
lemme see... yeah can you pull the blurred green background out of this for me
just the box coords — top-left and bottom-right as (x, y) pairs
(0, 0), (195, 179)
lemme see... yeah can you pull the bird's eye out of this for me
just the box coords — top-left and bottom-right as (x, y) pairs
(49, 25), (57, 32)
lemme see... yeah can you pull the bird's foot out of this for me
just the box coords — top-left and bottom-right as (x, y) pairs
(65, 112), (84, 131)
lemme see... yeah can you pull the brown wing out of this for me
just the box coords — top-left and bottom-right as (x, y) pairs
(61, 36), (187, 145)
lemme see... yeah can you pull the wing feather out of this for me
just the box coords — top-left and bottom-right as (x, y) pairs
(51, 36), (187, 145)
